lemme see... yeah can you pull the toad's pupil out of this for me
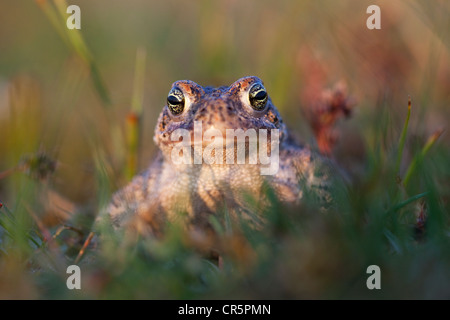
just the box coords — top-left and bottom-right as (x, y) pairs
(254, 90), (267, 100)
(168, 95), (182, 105)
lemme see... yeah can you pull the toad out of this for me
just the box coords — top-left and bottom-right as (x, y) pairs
(103, 76), (335, 237)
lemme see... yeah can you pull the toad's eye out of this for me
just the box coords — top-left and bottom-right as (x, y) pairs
(248, 83), (268, 111)
(167, 87), (185, 115)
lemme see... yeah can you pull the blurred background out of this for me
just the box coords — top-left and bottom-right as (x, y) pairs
(0, 0), (449, 299)
(0, 0), (450, 202)
(1, 0), (448, 204)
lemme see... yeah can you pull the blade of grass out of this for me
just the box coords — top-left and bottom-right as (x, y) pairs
(74, 231), (95, 264)
(131, 48), (146, 115)
(395, 97), (411, 175)
(125, 113), (140, 181)
(125, 48), (146, 180)
(383, 228), (403, 254)
(208, 215), (224, 235)
(53, 0), (91, 62)
(403, 129), (444, 188)
(88, 62), (112, 107)
(34, 0), (70, 47)
(92, 145), (115, 209)
(0, 203), (42, 249)
(54, 0), (111, 106)
(390, 191), (429, 212)
(36, 0), (111, 106)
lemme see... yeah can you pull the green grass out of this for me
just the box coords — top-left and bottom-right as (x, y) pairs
(1, 93), (449, 300)
(0, 0), (449, 299)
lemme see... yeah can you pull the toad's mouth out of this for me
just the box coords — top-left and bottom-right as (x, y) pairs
(158, 125), (281, 175)
(159, 121), (279, 145)
(161, 128), (280, 149)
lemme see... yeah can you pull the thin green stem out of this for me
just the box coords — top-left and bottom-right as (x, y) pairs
(403, 129), (444, 188)
(395, 97), (411, 175)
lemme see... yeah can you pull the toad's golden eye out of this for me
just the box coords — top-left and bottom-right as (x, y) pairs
(167, 87), (185, 115)
(248, 83), (268, 111)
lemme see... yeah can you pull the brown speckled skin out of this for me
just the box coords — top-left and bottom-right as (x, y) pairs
(104, 76), (332, 237)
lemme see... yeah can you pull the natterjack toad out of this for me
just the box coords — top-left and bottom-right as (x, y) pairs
(103, 76), (335, 237)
